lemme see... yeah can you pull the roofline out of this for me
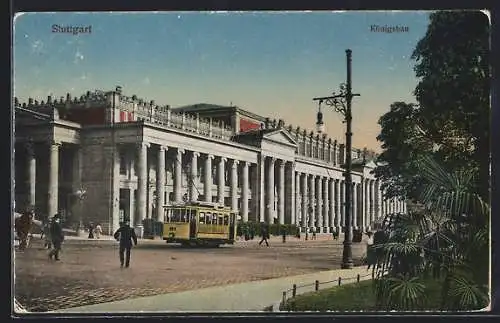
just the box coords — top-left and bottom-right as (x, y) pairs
(15, 106), (51, 121)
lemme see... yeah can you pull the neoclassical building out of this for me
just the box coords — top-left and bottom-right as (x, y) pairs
(14, 86), (407, 235)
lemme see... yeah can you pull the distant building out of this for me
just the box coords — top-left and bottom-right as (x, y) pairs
(14, 87), (406, 234)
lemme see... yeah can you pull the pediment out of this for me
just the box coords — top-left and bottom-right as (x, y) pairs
(364, 160), (377, 169)
(262, 129), (297, 147)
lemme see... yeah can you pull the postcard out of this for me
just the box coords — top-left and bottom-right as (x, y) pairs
(12, 10), (491, 314)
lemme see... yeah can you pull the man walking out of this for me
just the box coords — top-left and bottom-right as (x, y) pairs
(48, 214), (64, 261)
(113, 221), (138, 268)
(258, 222), (270, 247)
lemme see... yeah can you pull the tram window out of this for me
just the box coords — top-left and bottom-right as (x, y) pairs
(223, 215), (229, 225)
(206, 212), (212, 225)
(212, 213), (218, 223)
(190, 210), (197, 221)
(182, 209), (189, 222)
(199, 212), (205, 224)
(218, 215), (223, 225)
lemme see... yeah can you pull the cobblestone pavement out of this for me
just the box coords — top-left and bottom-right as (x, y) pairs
(14, 236), (366, 312)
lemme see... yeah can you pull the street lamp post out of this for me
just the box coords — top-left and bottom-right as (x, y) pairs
(75, 188), (87, 236)
(313, 49), (360, 269)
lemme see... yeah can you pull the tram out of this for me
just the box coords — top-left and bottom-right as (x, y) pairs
(163, 202), (238, 247)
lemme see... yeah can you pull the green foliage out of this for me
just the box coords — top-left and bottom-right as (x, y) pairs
(281, 278), (444, 312)
(237, 221), (298, 237)
(372, 155), (489, 311)
(375, 11), (490, 201)
(375, 274), (427, 310)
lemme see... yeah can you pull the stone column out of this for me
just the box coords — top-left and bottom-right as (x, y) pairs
(309, 175), (315, 227)
(241, 161), (249, 222)
(301, 173), (307, 228)
(47, 142), (60, 218)
(316, 176), (322, 230)
(363, 179), (370, 230)
(190, 151), (199, 202)
(174, 148), (184, 203)
(328, 178), (335, 228)
(278, 160), (285, 225)
(137, 142), (149, 225)
(322, 177), (329, 232)
(334, 179), (341, 230)
(230, 159), (238, 211)
(295, 171), (301, 225)
(156, 146), (166, 221)
(204, 154), (213, 202)
(266, 157), (276, 223)
(217, 157), (226, 205)
(259, 156), (265, 222)
(290, 162), (296, 225)
(370, 180), (375, 225)
(129, 189), (135, 225)
(26, 142), (36, 208)
(376, 182), (382, 219)
(352, 183), (358, 229)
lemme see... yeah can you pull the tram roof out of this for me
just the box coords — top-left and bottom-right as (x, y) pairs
(164, 201), (232, 210)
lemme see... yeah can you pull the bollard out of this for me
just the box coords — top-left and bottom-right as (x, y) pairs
(357, 274), (360, 283)
(338, 277), (342, 286)
(315, 280), (319, 291)
(282, 291), (287, 305)
(292, 284), (297, 297)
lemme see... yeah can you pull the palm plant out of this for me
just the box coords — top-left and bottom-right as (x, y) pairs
(372, 154), (489, 311)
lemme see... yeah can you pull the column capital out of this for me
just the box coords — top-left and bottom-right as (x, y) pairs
(177, 147), (185, 154)
(26, 141), (35, 155)
(192, 151), (200, 158)
(138, 142), (150, 149)
(158, 145), (167, 152)
(232, 159), (239, 168)
(50, 140), (62, 147)
(206, 153), (214, 160)
(219, 156), (227, 163)
(268, 156), (276, 164)
(279, 159), (286, 169)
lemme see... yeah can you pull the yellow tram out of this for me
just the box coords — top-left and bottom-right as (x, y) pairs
(163, 202), (238, 247)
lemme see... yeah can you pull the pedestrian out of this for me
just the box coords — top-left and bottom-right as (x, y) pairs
(43, 218), (52, 249)
(94, 223), (102, 239)
(332, 228), (339, 240)
(281, 226), (287, 243)
(258, 222), (270, 247)
(113, 221), (138, 268)
(88, 222), (94, 239)
(366, 231), (375, 270)
(312, 226), (317, 240)
(48, 214), (64, 261)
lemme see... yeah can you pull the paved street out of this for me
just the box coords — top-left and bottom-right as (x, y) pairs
(14, 235), (366, 312)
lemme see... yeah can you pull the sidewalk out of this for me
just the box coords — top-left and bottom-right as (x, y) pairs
(52, 265), (371, 313)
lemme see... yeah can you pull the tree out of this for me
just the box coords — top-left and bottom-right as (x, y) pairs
(375, 11), (490, 201)
(374, 102), (433, 200)
(373, 155), (489, 311)
(412, 11), (490, 200)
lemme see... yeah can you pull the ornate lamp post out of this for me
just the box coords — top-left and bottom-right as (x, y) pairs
(313, 49), (360, 269)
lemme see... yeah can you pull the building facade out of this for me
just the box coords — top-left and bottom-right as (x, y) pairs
(14, 87), (407, 235)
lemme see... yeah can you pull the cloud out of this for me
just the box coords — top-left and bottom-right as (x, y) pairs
(142, 77), (150, 85)
(74, 50), (84, 63)
(31, 40), (45, 55)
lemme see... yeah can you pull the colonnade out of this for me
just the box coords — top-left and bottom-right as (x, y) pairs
(22, 140), (408, 233)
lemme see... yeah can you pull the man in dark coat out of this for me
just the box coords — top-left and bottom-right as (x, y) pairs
(258, 222), (270, 247)
(113, 221), (138, 268)
(48, 214), (64, 261)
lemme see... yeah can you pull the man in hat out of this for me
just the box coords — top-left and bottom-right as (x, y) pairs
(48, 214), (64, 261)
(113, 220), (138, 268)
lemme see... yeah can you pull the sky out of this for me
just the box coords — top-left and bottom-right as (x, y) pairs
(13, 11), (432, 151)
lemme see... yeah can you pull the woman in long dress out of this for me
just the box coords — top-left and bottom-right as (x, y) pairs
(366, 231), (376, 269)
